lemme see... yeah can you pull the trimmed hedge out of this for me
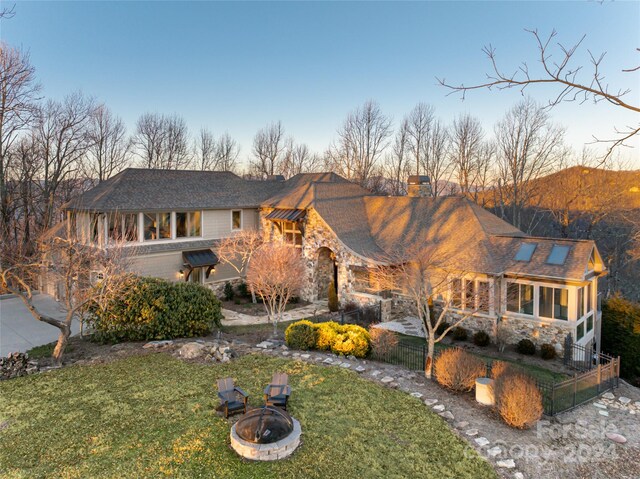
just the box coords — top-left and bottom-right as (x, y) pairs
(602, 295), (640, 386)
(285, 320), (371, 358)
(88, 276), (222, 343)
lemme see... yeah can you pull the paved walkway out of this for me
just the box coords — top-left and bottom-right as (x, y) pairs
(0, 294), (79, 355)
(221, 301), (329, 326)
(374, 316), (425, 337)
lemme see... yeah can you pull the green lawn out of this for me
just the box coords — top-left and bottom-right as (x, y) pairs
(0, 353), (496, 479)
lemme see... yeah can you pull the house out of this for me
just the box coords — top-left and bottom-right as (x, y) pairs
(59, 169), (606, 353)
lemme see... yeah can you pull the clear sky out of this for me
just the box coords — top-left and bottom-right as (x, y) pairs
(2, 1), (639, 167)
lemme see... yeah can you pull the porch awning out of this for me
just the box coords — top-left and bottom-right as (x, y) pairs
(182, 249), (219, 268)
(182, 249), (219, 280)
(265, 208), (306, 222)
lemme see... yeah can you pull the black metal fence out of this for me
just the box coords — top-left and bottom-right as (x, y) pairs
(339, 302), (382, 327)
(369, 338), (620, 417)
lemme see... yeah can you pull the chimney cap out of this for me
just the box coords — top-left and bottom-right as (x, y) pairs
(408, 175), (431, 185)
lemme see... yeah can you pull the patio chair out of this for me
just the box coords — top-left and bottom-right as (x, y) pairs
(216, 377), (248, 418)
(263, 372), (291, 410)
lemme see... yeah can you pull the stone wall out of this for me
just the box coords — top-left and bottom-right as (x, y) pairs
(499, 315), (572, 354)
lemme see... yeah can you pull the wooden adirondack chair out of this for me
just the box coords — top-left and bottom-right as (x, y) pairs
(216, 377), (248, 418)
(263, 372), (291, 410)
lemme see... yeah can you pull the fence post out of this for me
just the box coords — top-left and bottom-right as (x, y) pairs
(572, 374), (577, 408)
(596, 363), (602, 394)
(378, 300), (382, 322)
(563, 334), (573, 366)
(551, 383), (555, 416)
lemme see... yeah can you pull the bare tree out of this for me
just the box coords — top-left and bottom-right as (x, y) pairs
(451, 114), (484, 197)
(34, 92), (94, 231)
(0, 3), (15, 18)
(494, 98), (565, 230)
(192, 127), (216, 170)
(132, 113), (190, 169)
(0, 43), (41, 244)
(251, 121), (286, 177)
(215, 229), (263, 302)
(215, 133), (240, 172)
(406, 103), (435, 177)
(279, 140), (320, 178)
(84, 104), (130, 183)
(246, 242), (306, 335)
(422, 118), (453, 197)
(327, 100), (392, 186)
(371, 245), (489, 378)
(438, 29), (640, 161)
(0, 233), (131, 364)
(382, 118), (411, 195)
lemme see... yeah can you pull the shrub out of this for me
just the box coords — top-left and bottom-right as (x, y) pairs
(236, 281), (250, 299)
(331, 325), (371, 358)
(490, 360), (515, 381)
(517, 339), (536, 355)
(88, 276), (222, 343)
(602, 295), (640, 386)
(223, 282), (235, 301)
(473, 330), (490, 347)
(435, 321), (450, 337)
(540, 343), (557, 360)
(314, 322), (341, 351)
(452, 326), (468, 341)
(328, 281), (339, 312)
(369, 327), (399, 356)
(285, 320), (317, 350)
(434, 348), (486, 392)
(495, 373), (543, 429)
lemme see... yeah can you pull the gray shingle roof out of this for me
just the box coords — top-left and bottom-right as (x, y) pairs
(63, 168), (285, 212)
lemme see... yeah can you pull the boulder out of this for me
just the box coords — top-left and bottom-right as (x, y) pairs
(178, 342), (206, 359)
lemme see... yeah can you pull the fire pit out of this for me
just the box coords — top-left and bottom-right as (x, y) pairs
(230, 406), (301, 461)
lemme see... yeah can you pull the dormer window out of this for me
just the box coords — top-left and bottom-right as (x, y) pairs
(514, 243), (537, 262)
(546, 245), (570, 265)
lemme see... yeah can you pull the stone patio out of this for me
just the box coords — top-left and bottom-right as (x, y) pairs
(373, 316), (425, 337)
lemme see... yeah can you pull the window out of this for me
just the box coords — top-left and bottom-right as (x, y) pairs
(477, 281), (490, 313)
(176, 211), (201, 238)
(281, 221), (303, 247)
(231, 210), (242, 230)
(108, 214), (122, 241)
(451, 279), (462, 308)
(514, 243), (537, 262)
(144, 212), (171, 241)
(539, 286), (568, 320)
(464, 280), (474, 309)
(90, 214), (101, 243)
(108, 213), (138, 243)
(587, 283), (593, 313)
(577, 286), (585, 319)
(546, 245), (570, 265)
(587, 314), (593, 332)
(576, 321), (585, 340)
(506, 282), (534, 315)
(124, 214), (138, 241)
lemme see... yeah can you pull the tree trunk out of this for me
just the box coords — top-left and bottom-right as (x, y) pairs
(51, 323), (71, 365)
(424, 336), (435, 379)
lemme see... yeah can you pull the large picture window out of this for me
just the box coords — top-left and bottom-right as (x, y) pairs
(539, 286), (568, 320)
(452, 278), (490, 313)
(144, 212), (171, 240)
(176, 211), (201, 238)
(506, 282), (534, 316)
(107, 213), (138, 243)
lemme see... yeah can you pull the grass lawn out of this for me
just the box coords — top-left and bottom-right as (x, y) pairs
(0, 353), (496, 479)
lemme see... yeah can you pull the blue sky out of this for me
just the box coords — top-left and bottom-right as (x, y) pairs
(3, 1), (639, 166)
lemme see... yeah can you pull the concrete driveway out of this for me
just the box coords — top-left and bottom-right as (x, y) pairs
(0, 294), (80, 356)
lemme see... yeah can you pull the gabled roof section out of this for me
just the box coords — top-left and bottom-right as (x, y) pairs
(63, 168), (284, 212)
(489, 236), (605, 282)
(264, 172), (366, 209)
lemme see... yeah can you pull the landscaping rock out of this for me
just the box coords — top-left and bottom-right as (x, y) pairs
(0, 352), (31, 380)
(340, 363), (351, 369)
(256, 341), (274, 349)
(466, 429), (479, 436)
(474, 437), (490, 447)
(323, 358), (334, 364)
(355, 366), (366, 373)
(497, 459), (515, 469)
(619, 396), (631, 405)
(514, 473), (524, 479)
(177, 342), (206, 359)
(423, 399), (438, 406)
(605, 432), (627, 444)
(593, 402), (607, 409)
(300, 354), (311, 360)
(433, 404), (445, 412)
(598, 410), (609, 417)
(487, 446), (502, 457)
(282, 351), (291, 356)
(439, 411), (454, 420)
(602, 392), (615, 400)
(410, 392), (423, 399)
(455, 421), (469, 429)
(380, 376), (395, 384)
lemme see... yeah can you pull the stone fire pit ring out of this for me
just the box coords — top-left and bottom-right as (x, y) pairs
(230, 416), (301, 461)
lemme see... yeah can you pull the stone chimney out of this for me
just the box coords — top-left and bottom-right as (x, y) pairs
(407, 175), (432, 197)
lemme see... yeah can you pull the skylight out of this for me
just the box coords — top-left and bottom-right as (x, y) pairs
(514, 243), (537, 262)
(546, 245), (570, 265)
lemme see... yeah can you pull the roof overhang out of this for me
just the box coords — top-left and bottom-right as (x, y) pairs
(265, 208), (307, 222)
(182, 249), (219, 281)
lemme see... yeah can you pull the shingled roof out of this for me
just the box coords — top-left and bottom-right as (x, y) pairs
(63, 168), (285, 212)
